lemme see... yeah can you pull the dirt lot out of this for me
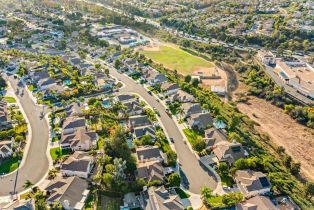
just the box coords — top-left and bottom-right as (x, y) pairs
(236, 96), (314, 181)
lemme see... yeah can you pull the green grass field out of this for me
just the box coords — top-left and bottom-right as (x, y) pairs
(141, 45), (214, 75)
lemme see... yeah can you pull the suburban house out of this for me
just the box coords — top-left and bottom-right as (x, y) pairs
(212, 140), (247, 165)
(61, 127), (98, 151)
(115, 94), (137, 104)
(28, 70), (50, 83)
(129, 115), (152, 130)
(62, 117), (86, 135)
(181, 103), (202, 117)
(123, 58), (138, 73)
(236, 195), (278, 210)
(0, 100), (11, 130)
(64, 102), (84, 117)
(145, 186), (184, 210)
(45, 176), (89, 210)
(60, 151), (95, 179)
(95, 78), (113, 92)
(257, 50), (275, 65)
(170, 90), (195, 103)
(145, 71), (168, 86)
(234, 169), (272, 198)
(187, 112), (213, 130)
(136, 160), (165, 183)
(136, 146), (165, 163)
(37, 78), (57, 90)
(204, 128), (228, 147)
(133, 125), (156, 140)
(161, 82), (180, 96)
(79, 63), (94, 76)
(0, 140), (13, 160)
(124, 100), (143, 116)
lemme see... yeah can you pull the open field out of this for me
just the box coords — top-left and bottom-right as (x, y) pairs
(140, 44), (215, 75)
(236, 96), (314, 181)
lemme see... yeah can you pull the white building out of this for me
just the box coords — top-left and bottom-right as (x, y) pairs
(60, 151), (95, 179)
(257, 50), (275, 65)
(275, 59), (314, 99)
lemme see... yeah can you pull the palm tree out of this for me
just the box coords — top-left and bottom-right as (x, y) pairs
(23, 180), (33, 189)
(48, 168), (58, 180)
(201, 187), (212, 201)
(177, 107), (185, 121)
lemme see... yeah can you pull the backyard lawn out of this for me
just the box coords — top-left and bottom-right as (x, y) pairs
(0, 156), (19, 174)
(50, 147), (72, 160)
(140, 45), (214, 75)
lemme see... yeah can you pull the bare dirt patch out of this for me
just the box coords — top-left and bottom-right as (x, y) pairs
(236, 97), (314, 181)
(140, 44), (160, 52)
(193, 66), (227, 88)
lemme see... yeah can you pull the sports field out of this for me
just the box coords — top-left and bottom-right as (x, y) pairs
(140, 45), (214, 75)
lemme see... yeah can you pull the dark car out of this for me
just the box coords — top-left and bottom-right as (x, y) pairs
(170, 138), (174, 143)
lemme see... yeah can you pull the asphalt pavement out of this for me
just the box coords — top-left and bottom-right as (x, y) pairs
(108, 66), (218, 194)
(0, 75), (49, 196)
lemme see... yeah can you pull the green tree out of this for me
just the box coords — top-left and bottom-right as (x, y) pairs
(52, 201), (63, 209)
(48, 168), (58, 179)
(217, 162), (229, 176)
(167, 173), (181, 187)
(184, 75), (192, 83)
(102, 173), (113, 189)
(191, 78), (199, 87)
(114, 59), (122, 69)
(290, 162), (301, 175)
(166, 150), (177, 167)
(23, 180), (33, 189)
(201, 187), (212, 201)
(222, 192), (243, 206)
(305, 182), (314, 198)
(0, 75), (6, 90)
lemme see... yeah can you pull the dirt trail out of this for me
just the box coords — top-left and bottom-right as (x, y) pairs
(237, 97), (314, 181)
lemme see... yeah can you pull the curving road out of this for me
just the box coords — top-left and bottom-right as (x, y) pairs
(105, 64), (218, 194)
(0, 75), (49, 196)
(0, 64), (218, 196)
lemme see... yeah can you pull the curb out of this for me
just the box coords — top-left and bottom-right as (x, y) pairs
(0, 79), (33, 178)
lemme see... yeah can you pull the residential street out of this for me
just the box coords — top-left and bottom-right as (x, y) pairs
(107, 65), (219, 194)
(0, 75), (49, 197)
